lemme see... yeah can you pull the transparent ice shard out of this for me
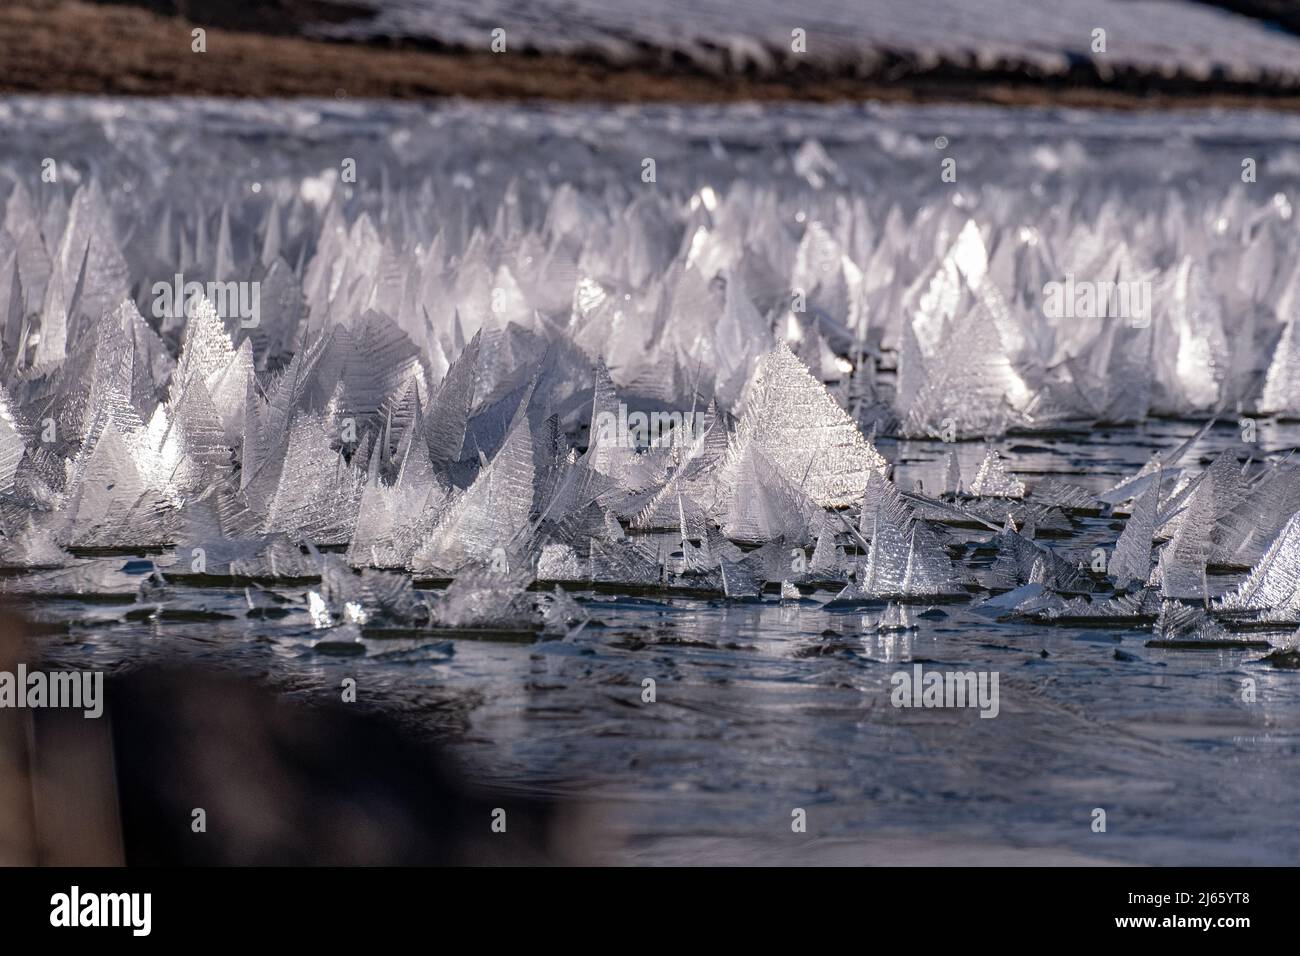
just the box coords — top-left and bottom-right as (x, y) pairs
(1098, 419), (1211, 507)
(1260, 313), (1300, 415)
(1109, 474), (1158, 590)
(719, 442), (819, 545)
(35, 181), (129, 366)
(900, 296), (1029, 439)
(0, 383), (24, 496)
(332, 310), (424, 425)
(173, 296), (239, 394)
(1152, 470), (1219, 601)
(1055, 319), (1154, 424)
(969, 448), (1026, 498)
(347, 464), (450, 569)
(540, 585), (589, 635)
(807, 520), (843, 578)
(719, 553), (763, 600)
(1215, 511), (1300, 622)
(1151, 601), (1248, 647)
(905, 219), (986, 359)
(537, 542), (587, 582)
(974, 582), (1063, 618)
(1157, 451), (1243, 552)
(721, 342), (886, 510)
(1026, 476), (1098, 513)
(0, 516), (68, 569)
(1211, 463), (1300, 569)
(585, 359), (637, 482)
(714, 269), (771, 411)
(852, 474), (964, 599)
(155, 375), (235, 496)
(3, 182), (51, 307)
(410, 396), (535, 573)
(433, 564), (537, 631)
(589, 538), (662, 587)
(628, 406), (730, 531)
(1155, 258), (1228, 412)
(940, 450), (961, 497)
(64, 424), (175, 548)
(989, 518), (1094, 595)
(263, 413), (365, 545)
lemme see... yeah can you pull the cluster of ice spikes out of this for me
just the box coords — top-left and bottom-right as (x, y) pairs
(3, 100), (1300, 637)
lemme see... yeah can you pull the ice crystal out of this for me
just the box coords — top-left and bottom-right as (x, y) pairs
(1215, 512), (1300, 622)
(968, 449), (1026, 499)
(1109, 475), (1159, 590)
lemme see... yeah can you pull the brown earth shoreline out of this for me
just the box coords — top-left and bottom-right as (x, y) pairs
(6, 0), (1300, 109)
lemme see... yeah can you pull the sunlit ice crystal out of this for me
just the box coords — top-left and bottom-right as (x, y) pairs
(1108, 474), (1159, 591)
(968, 448), (1026, 499)
(1210, 462), (1300, 570)
(719, 342), (886, 511)
(0, 516), (68, 569)
(588, 537), (663, 587)
(263, 412), (366, 545)
(988, 517), (1093, 595)
(346, 465), (450, 569)
(536, 542), (587, 582)
(1215, 511), (1300, 623)
(842, 474), (966, 600)
(717, 442), (821, 545)
(0, 382), (24, 496)
(1151, 467), (1223, 602)
(433, 564), (538, 631)
(409, 396), (535, 574)
(539, 585), (589, 636)
(719, 552), (763, 600)
(63, 424), (177, 548)
(1260, 312), (1300, 416)
(1155, 451), (1244, 554)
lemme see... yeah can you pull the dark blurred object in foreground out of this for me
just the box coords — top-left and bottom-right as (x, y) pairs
(0, 611), (580, 865)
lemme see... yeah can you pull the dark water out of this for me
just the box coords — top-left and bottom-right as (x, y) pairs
(11, 419), (1300, 865)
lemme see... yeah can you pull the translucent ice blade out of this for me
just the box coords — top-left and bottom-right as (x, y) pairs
(411, 399), (535, 573)
(263, 414), (365, 545)
(1216, 511), (1300, 621)
(969, 448), (1026, 499)
(1109, 473), (1158, 590)
(1260, 315), (1300, 415)
(434, 564), (537, 631)
(725, 342), (886, 510)
(858, 474), (962, 598)
(900, 297), (1029, 440)
(0, 383), (24, 495)
(425, 330), (480, 468)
